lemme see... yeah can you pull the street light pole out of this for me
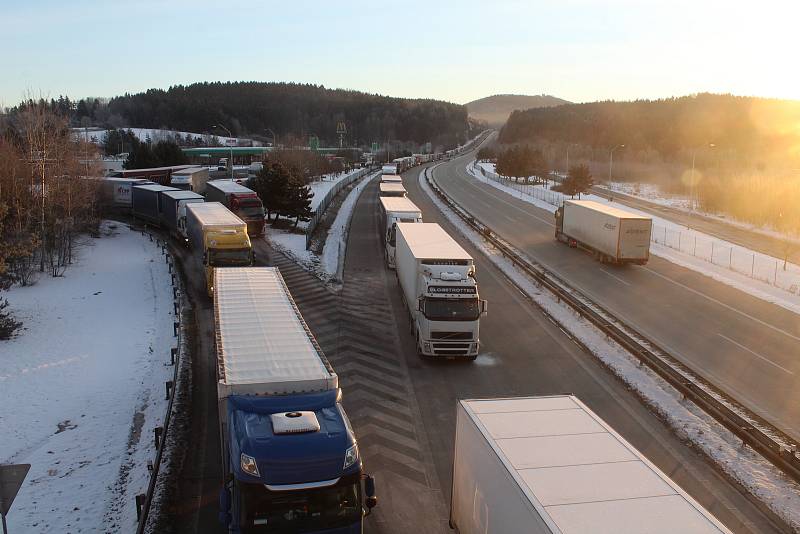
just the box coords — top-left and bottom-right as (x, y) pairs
(690, 142), (715, 211)
(609, 144), (625, 182)
(213, 124), (234, 179)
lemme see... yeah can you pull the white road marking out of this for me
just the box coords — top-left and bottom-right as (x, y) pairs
(643, 266), (800, 343)
(600, 268), (632, 286)
(717, 334), (795, 375)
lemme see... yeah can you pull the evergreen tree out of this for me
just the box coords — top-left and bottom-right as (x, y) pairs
(249, 162), (292, 220)
(559, 164), (593, 197)
(286, 175), (314, 229)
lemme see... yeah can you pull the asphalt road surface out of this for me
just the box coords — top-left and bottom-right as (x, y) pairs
(354, 172), (785, 532)
(432, 144), (800, 442)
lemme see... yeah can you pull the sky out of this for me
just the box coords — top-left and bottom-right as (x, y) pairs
(2, 0), (799, 107)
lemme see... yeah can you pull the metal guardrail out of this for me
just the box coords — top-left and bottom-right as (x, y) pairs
(306, 167), (374, 249)
(134, 233), (185, 534)
(424, 166), (800, 484)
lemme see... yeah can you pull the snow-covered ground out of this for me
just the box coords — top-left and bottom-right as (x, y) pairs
(267, 171), (379, 284)
(420, 166), (800, 530)
(470, 161), (800, 314)
(308, 169), (363, 213)
(74, 127), (252, 147)
(601, 181), (800, 246)
(0, 222), (175, 533)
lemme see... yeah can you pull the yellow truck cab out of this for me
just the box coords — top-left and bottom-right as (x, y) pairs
(185, 202), (253, 295)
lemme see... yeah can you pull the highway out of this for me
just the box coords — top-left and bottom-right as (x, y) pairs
(165, 164), (791, 533)
(431, 144), (800, 441)
(347, 173), (785, 532)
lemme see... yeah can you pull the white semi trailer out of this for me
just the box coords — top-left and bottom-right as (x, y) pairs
(378, 197), (423, 268)
(379, 182), (407, 197)
(395, 223), (486, 360)
(555, 200), (652, 265)
(450, 395), (732, 534)
(380, 174), (403, 184)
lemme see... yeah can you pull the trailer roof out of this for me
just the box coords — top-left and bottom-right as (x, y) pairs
(207, 179), (255, 194)
(461, 396), (730, 534)
(379, 196), (421, 214)
(171, 166), (207, 176)
(160, 190), (204, 200)
(396, 223), (471, 260)
(379, 183), (406, 193)
(214, 268), (337, 395)
(380, 174), (403, 183)
(186, 202), (245, 226)
(565, 199), (651, 220)
(132, 184), (178, 193)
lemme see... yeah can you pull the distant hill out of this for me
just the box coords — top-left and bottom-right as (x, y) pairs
(466, 94), (570, 127)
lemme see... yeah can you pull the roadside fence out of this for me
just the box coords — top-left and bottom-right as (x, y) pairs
(135, 234), (185, 534)
(470, 161), (565, 208)
(306, 167), (373, 249)
(469, 161), (800, 296)
(652, 224), (800, 294)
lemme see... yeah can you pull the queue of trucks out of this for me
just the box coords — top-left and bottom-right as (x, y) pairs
(102, 156), (730, 532)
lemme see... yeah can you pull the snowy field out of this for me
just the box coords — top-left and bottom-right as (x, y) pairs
(0, 222), (175, 532)
(75, 127), (249, 147)
(421, 167), (800, 529)
(471, 161), (800, 314)
(267, 171), (378, 283)
(601, 180), (800, 245)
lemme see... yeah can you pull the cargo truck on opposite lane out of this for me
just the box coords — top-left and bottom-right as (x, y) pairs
(214, 267), (376, 533)
(555, 199), (652, 265)
(395, 222), (486, 360)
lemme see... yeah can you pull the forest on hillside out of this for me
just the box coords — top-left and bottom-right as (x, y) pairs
(495, 93), (800, 235)
(499, 93), (800, 167)
(106, 82), (471, 149)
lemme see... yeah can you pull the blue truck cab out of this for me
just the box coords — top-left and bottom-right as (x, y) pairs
(214, 268), (376, 534)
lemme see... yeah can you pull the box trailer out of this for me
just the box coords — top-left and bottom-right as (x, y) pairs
(214, 267), (376, 532)
(131, 184), (179, 224)
(186, 202), (253, 295)
(378, 196), (423, 268)
(100, 177), (152, 209)
(380, 174), (403, 184)
(205, 180), (266, 236)
(382, 164), (398, 175)
(396, 223), (486, 359)
(555, 200), (652, 265)
(451, 396), (731, 534)
(379, 182), (407, 197)
(170, 166), (210, 193)
(159, 190), (204, 239)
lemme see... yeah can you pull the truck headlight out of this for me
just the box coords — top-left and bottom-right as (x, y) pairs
(423, 342), (431, 353)
(343, 444), (359, 469)
(241, 453), (260, 477)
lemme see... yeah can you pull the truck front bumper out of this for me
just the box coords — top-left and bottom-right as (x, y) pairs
(420, 341), (479, 357)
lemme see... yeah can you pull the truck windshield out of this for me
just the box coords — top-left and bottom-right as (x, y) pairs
(241, 206), (265, 219)
(423, 298), (480, 321)
(209, 248), (251, 267)
(238, 475), (362, 533)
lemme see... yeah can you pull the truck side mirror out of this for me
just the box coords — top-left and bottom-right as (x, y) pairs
(202, 252), (208, 265)
(481, 300), (488, 315)
(417, 298), (424, 312)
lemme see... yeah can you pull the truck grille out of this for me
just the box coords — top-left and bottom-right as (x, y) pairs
(432, 342), (472, 355)
(430, 332), (473, 340)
